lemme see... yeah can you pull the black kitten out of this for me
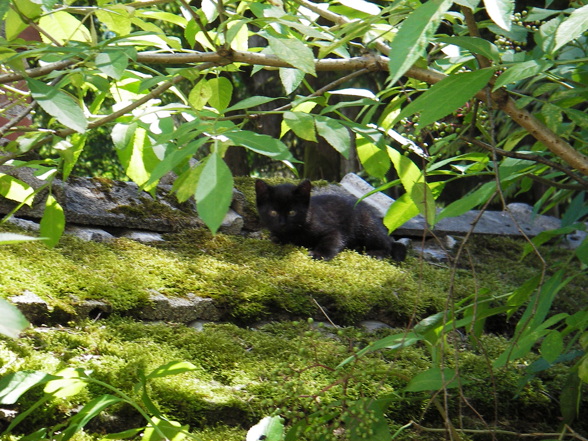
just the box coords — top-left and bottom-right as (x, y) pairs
(255, 179), (407, 261)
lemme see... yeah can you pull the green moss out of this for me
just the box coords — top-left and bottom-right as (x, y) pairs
(1, 184), (586, 439)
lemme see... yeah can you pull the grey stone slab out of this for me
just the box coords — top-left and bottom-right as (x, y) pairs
(339, 173), (563, 238)
(339, 173), (394, 217)
(119, 230), (165, 243)
(9, 290), (49, 322)
(136, 292), (221, 322)
(65, 226), (115, 242)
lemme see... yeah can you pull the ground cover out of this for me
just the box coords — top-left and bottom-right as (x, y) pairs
(0, 209), (586, 440)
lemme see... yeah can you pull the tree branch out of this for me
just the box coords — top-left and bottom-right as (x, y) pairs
(294, 0), (588, 178)
(463, 136), (588, 189)
(2, 0), (587, 177)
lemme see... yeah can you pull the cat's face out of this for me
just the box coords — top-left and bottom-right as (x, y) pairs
(255, 180), (311, 233)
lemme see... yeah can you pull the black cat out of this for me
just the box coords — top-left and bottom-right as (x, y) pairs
(255, 179), (407, 261)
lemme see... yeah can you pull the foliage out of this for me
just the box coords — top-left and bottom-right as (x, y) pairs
(1, 0), (588, 439)
(0, 317), (581, 441)
(0, 358), (201, 441)
(1, 0), (588, 242)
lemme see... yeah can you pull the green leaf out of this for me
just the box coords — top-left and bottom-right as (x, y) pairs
(146, 361), (199, 379)
(142, 417), (188, 441)
(339, 0), (381, 15)
(144, 139), (206, 188)
(383, 193), (421, 234)
(247, 416), (285, 441)
(437, 181), (497, 222)
(225, 130), (296, 161)
(95, 49), (129, 80)
(483, 0), (514, 31)
(387, 146), (435, 224)
(0, 173), (34, 205)
(40, 194), (65, 248)
(283, 111), (317, 142)
(207, 77), (233, 112)
(95, 5), (133, 35)
(405, 368), (462, 392)
(39, 10), (91, 43)
(315, 116), (350, 159)
(44, 368), (86, 399)
(115, 126), (160, 191)
(195, 152), (234, 234)
(0, 370), (54, 404)
(388, 0), (453, 85)
(578, 354), (588, 384)
(188, 80), (213, 110)
(394, 69), (495, 128)
(554, 4), (588, 53)
(101, 428), (144, 440)
(536, 16), (563, 53)
(279, 68), (305, 94)
(560, 373), (581, 424)
(27, 78), (88, 133)
(437, 36), (501, 62)
(0, 298), (29, 338)
(268, 34), (316, 76)
(58, 134), (86, 181)
(506, 275), (541, 316)
(224, 96), (278, 113)
(356, 139), (390, 178)
(173, 164), (203, 203)
(575, 237), (588, 266)
(521, 225), (579, 259)
(492, 59), (553, 91)
(540, 330), (564, 363)
(5, 2), (40, 40)
(135, 10), (188, 28)
(62, 395), (124, 441)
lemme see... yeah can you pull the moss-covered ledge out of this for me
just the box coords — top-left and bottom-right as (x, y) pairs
(2, 216), (585, 328)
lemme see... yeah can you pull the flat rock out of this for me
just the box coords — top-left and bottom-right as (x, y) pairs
(119, 230), (164, 243)
(9, 290), (49, 323)
(340, 173), (393, 217)
(72, 299), (112, 320)
(137, 292), (221, 322)
(65, 226), (116, 242)
(339, 173), (563, 238)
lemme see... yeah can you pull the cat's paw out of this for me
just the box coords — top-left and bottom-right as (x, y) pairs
(309, 250), (335, 261)
(390, 239), (409, 262)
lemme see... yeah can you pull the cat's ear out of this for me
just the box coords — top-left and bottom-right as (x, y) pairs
(255, 179), (270, 200)
(296, 180), (312, 198)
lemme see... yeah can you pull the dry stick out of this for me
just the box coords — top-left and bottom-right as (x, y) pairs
(311, 297), (339, 329)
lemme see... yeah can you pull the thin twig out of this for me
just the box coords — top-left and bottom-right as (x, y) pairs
(177, 0), (218, 50)
(311, 297), (339, 328)
(0, 101), (37, 139)
(463, 136), (588, 189)
(412, 422), (586, 440)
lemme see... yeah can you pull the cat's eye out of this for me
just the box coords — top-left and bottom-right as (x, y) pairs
(269, 210), (278, 217)
(288, 210), (296, 216)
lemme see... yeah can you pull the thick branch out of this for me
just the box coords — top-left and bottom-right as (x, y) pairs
(0, 60), (78, 85)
